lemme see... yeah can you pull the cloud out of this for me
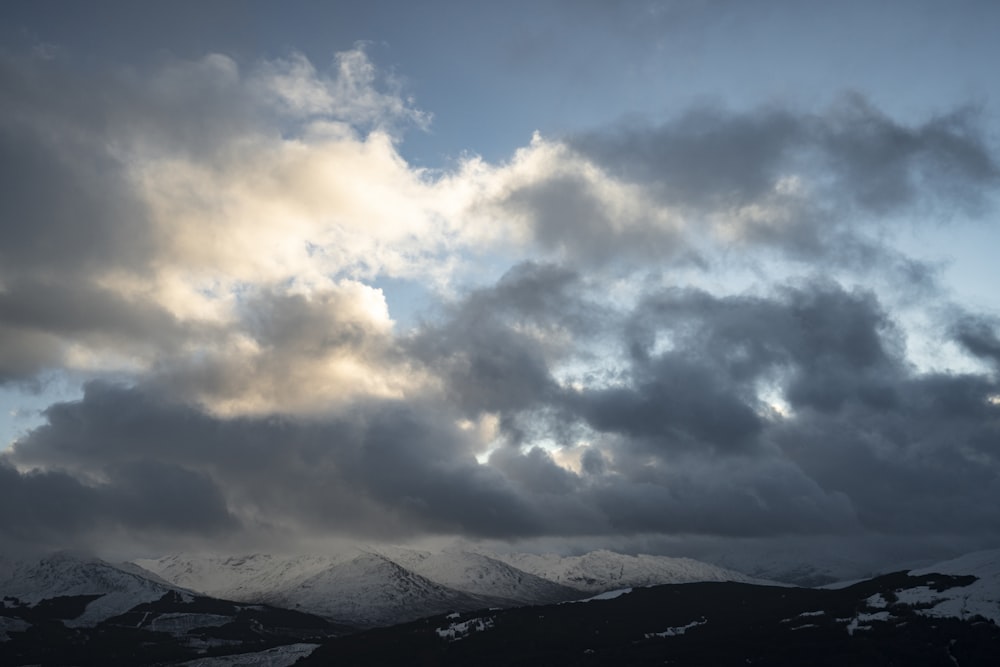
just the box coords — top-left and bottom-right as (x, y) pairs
(4, 262), (1000, 550)
(148, 280), (421, 416)
(4, 382), (544, 545)
(565, 94), (999, 259)
(456, 133), (689, 266)
(403, 270), (1000, 542)
(252, 48), (431, 131)
(1, 41), (999, 561)
(0, 47), (453, 414)
(0, 456), (236, 553)
(952, 314), (1000, 369)
(408, 262), (595, 419)
(775, 370), (1000, 534)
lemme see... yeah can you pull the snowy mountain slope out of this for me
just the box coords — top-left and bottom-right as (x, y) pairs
(905, 548), (1000, 625)
(137, 547), (769, 626)
(262, 552), (489, 627)
(139, 549), (497, 626)
(0, 551), (191, 626)
(373, 547), (584, 604)
(0, 551), (348, 665)
(487, 549), (760, 593)
(134, 551), (361, 602)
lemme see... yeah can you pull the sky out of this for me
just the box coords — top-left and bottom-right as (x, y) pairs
(1, 0), (999, 567)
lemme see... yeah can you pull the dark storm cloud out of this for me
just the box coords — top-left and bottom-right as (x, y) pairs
(408, 262), (599, 418)
(2, 380), (855, 545)
(501, 173), (687, 264)
(4, 258), (1000, 549)
(403, 268), (1000, 541)
(0, 277), (220, 384)
(952, 314), (1000, 368)
(775, 372), (1000, 534)
(0, 53), (246, 384)
(573, 94), (998, 212)
(584, 459), (859, 537)
(0, 46), (294, 275)
(568, 281), (902, 454)
(573, 104), (804, 210)
(570, 356), (765, 451)
(565, 94), (998, 259)
(0, 56), (154, 277)
(817, 96), (998, 214)
(0, 457), (236, 552)
(0, 122), (145, 275)
(4, 382), (549, 544)
(0, 279), (202, 344)
(0, 328), (62, 385)
(596, 283), (999, 537)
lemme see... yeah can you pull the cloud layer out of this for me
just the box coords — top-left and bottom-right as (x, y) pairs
(1, 45), (999, 561)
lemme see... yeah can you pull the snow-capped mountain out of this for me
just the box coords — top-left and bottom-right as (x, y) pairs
(134, 552), (357, 603)
(139, 549), (573, 627)
(5, 547), (1000, 665)
(0, 550), (190, 626)
(373, 547), (583, 605)
(486, 549), (761, 592)
(0, 551), (344, 665)
(136, 546), (763, 627)
(261, 552), (493, 626)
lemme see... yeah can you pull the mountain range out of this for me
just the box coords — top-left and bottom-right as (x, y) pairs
(301, 553), (1000, 666)
(134, 546), (757, 626)
(1, 547), (998, 665)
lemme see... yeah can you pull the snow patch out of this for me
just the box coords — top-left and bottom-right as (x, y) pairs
(781, 610), (824, 623)
(644, 617), (707, 638)
(436, 615), (495, 641)
(866, 593), (888, 609)
(845, 611), (891, 635)
(577, 587), (633, 602)
(897, 585), (1000, 625)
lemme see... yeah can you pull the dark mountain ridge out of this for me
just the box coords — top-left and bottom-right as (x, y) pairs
(302, 570), (1000, 666)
